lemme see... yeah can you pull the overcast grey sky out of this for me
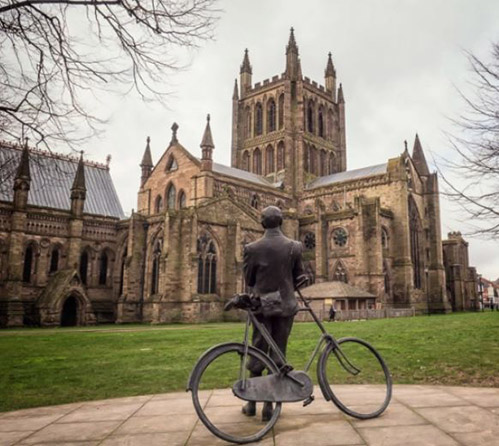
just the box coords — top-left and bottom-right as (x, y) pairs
(81, 0), (499, 280)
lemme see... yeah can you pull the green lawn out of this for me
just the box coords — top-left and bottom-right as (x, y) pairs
(1, 312), (498, 412)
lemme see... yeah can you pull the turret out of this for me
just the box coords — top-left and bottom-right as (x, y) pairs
(325, 52), (337, 101)
(240, 49), (252, 96)
(285, 27), (301, 81)
(200, 114), (214, 171)
(13, 140), (31, 210)
(411, 133), (430, 176)
(70, 151), (86, 217)
(140, 136), (153, 187)
(338, 82), (345, 104)
(231, 79), (239, 167)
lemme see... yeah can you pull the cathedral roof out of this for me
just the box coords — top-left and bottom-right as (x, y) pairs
(212, 162), (274, 187)
(0, 142), (124, 218)
(306, 163), (388, 189)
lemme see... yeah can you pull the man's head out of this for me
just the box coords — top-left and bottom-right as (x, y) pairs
(261, 206), (283, 229)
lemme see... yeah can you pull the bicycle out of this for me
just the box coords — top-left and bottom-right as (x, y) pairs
(187, 288), (392, 444)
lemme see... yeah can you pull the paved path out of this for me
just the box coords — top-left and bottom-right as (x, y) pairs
(1, 385), (498, 445)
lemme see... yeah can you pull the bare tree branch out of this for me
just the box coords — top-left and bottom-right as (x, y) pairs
(0, 0), (219, 151)
(438, 42), (499, 238)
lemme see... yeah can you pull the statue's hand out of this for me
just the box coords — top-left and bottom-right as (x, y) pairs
(224, 293), (252, 311)
(295, 274), (310, 289)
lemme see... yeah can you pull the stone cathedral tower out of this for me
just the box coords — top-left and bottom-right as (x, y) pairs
(231, 28), (346, 197)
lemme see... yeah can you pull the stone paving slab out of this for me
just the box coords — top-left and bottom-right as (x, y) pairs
(1, 385), (497, 445)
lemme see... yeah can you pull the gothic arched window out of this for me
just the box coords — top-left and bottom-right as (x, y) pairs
(304, 144), (310, 172)
(178, 190), (186, 208)
(332, 262), (348, 283)
(381, 227), (389, 250)
(310, 146), (318, 175)
(318, 107), (324, 138)
(166, 155), (178, 172)
(23, 244), (34, 283)
(151, 238), (162, 295)
(242, 150), (250, 171)
(277, 141), (285, 171)
(154, 195), (163, 214)
(278, 94), (284, 129)
(307, 102), (314, 133)
(0, 240), (6, 282)
(383, 261), (391, 296)
(245, 106), (252, 139)
(255, 103), (263, 136)
(49, 247), (60, 273)
(119, 246), (127, 296)
(328, 153), (335, 175)
(98, 251), (108, 285)
(409, 198), (422, 289)
(79, 250), (89, 285)
(250, 193), (259, 209)
(265, 145), (274, 174)
(327, 109), (334, 139)
(253, 148), (262, 174)
(267, 99), (276, 132)
(320, 150), (327, 176)
(197, 233), (217, 294)
(166, 183), (176, 210)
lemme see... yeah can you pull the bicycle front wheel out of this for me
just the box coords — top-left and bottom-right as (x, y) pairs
(189, 343), (282, 444)
(318, 337), (392, 419)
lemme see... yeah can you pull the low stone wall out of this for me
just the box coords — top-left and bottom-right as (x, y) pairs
(295, 307), (415, 322)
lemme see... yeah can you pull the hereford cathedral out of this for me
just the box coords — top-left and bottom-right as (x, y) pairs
(0, 30), (478, 327)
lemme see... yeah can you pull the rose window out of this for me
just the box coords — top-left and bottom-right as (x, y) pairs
(332, 228), (348, 247)
(304, 232), (316, 250)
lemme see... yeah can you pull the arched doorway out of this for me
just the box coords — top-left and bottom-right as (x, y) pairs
(61, 296), (79, 326)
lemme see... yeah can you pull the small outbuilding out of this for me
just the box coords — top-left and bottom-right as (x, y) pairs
(297, 281), (377, 321)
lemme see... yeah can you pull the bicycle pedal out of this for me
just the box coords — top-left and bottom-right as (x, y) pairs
(303, 395), (315, 407)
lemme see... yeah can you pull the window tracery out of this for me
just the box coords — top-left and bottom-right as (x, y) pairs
(197, 233), (217, 294)
(332, 228), (348, 247)
(166, 184), (176, 209)
(332, 262), (348, 283)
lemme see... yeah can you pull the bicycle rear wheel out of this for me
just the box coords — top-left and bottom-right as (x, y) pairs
(318, 337), (392, 419)
(189, 343), (281, 444)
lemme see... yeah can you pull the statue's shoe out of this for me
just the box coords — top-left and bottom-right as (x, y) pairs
(242, 401), (256, 417)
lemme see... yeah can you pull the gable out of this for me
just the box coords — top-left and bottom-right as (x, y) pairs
(146, 141), (200, 182)
(195, 196), (262, 231)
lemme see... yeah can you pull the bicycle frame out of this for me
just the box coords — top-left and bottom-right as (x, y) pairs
(238, 288), (361, 389)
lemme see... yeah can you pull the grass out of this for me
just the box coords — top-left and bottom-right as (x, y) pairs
(0, 311), (498, 412)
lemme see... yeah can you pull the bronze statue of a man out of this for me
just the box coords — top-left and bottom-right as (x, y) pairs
(242, 205), (307, 421)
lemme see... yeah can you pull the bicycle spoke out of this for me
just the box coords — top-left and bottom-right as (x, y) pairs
(190, 344), (281, 444)
(319, 337), (392, 419)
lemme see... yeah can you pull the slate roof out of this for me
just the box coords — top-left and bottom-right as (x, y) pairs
(306, 163), (388, 189)
(300, 281), (376, 299)
(0, 143), (124, 219)
(212, 162), (274, 187)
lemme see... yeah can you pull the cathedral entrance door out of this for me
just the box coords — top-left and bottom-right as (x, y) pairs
(61, 295), (79, 326)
